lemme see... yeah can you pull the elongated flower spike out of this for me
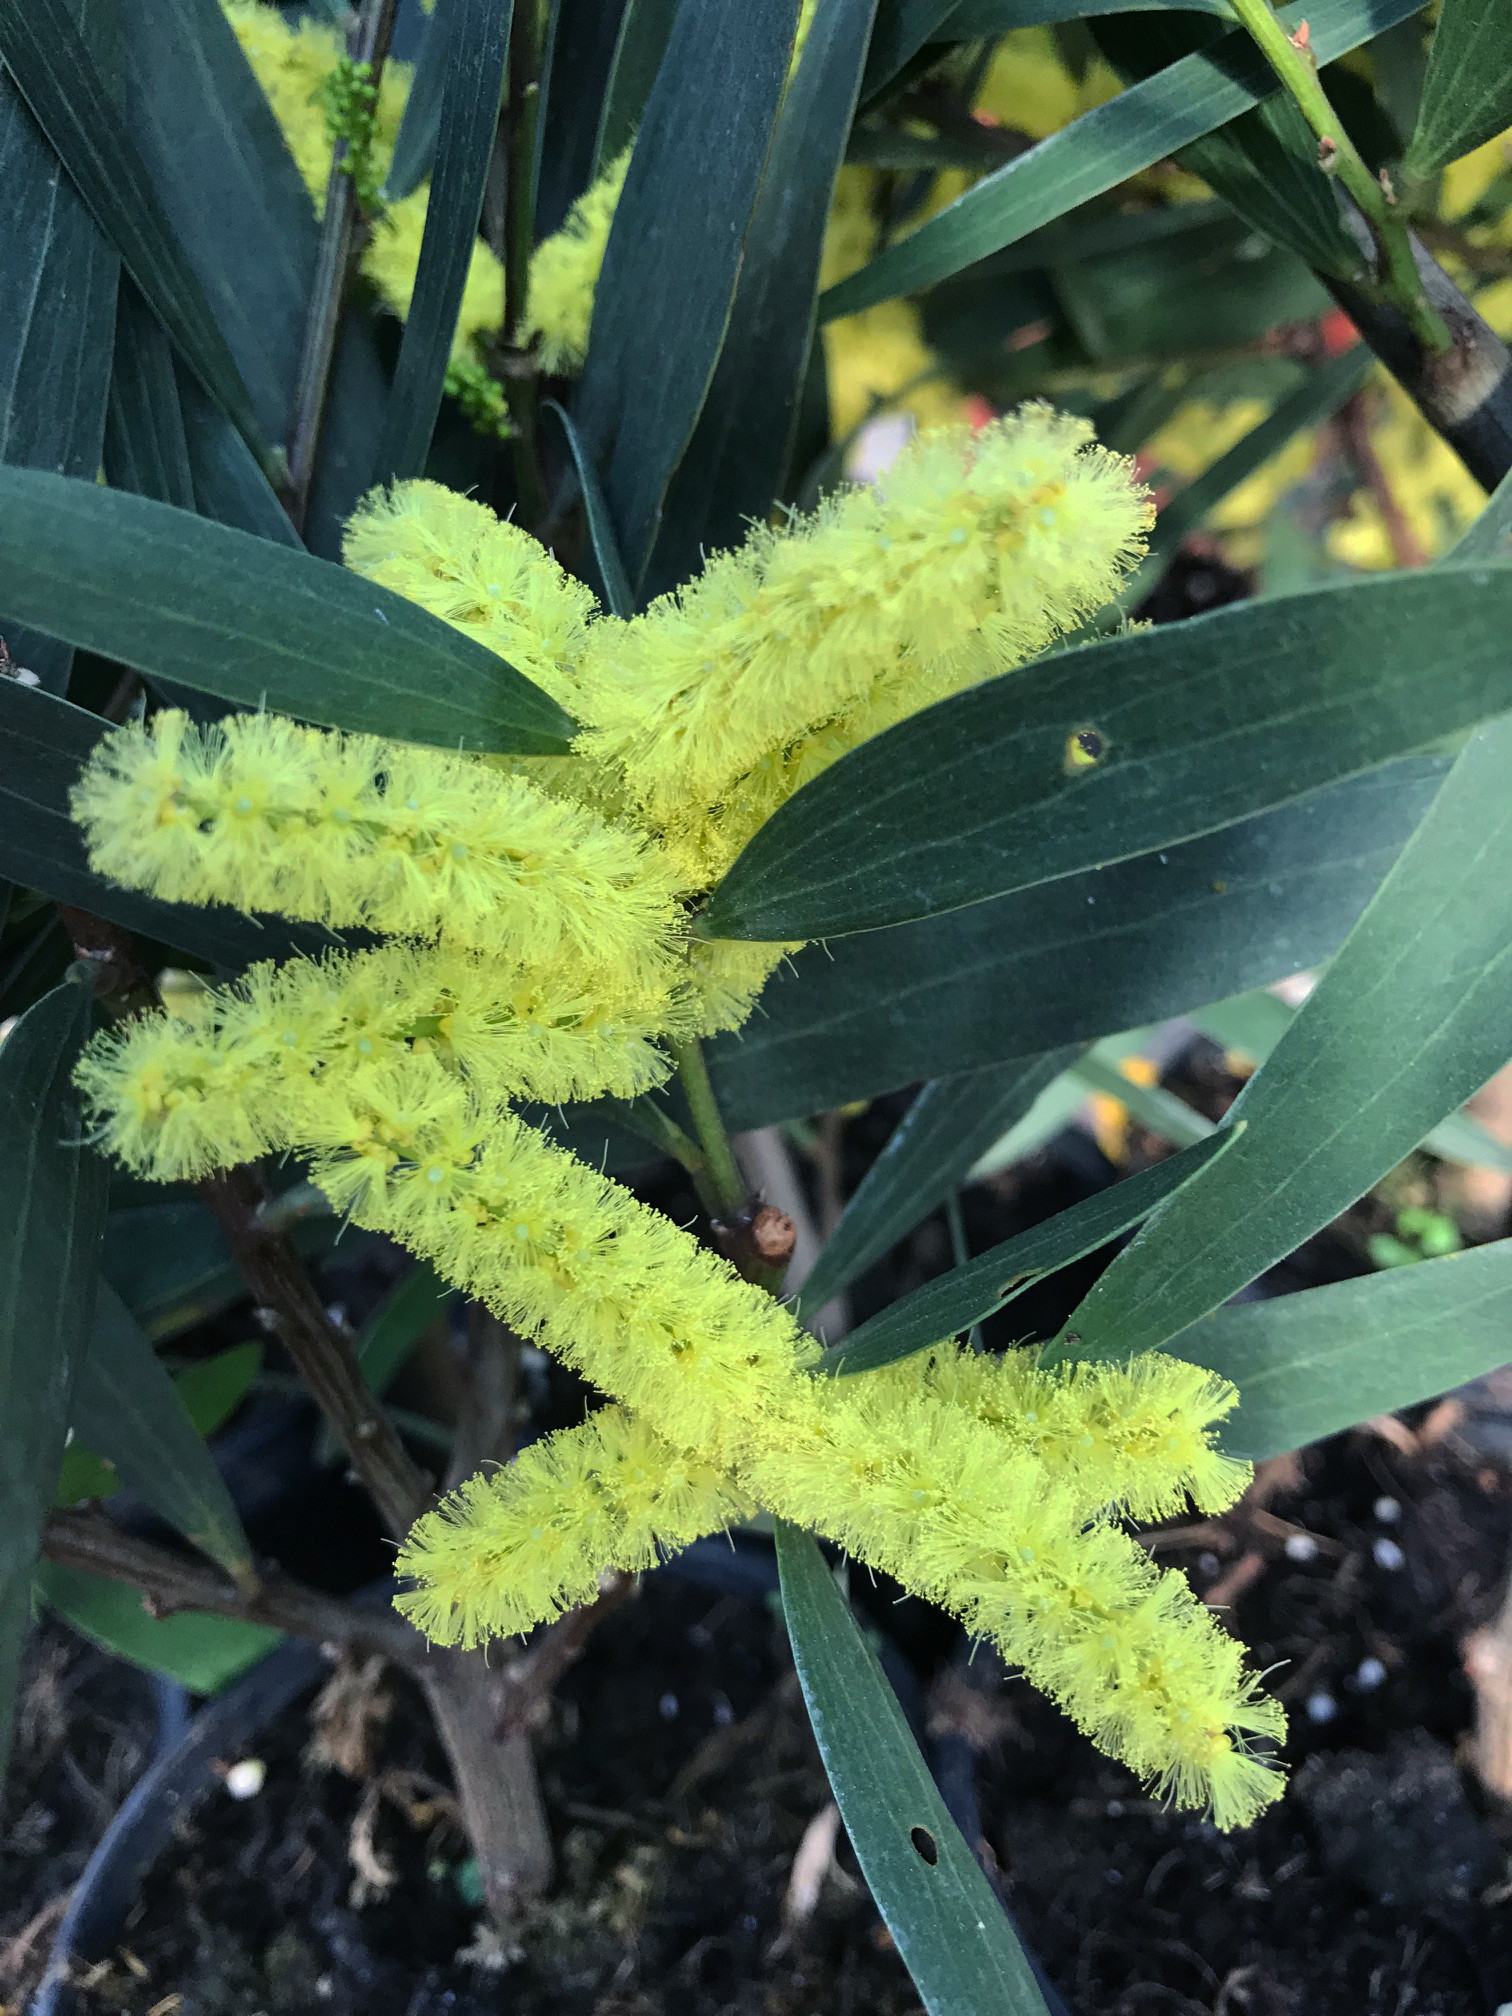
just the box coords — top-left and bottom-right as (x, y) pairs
(71, 711), (686, 998)
(74, 939), (682, 1184)
(295, 1054), (1284, 1828)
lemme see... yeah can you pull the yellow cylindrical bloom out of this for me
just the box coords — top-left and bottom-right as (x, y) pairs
(71, 711), (685, 995)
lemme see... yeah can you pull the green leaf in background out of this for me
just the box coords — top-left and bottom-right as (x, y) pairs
(543, 398), (635, 617)
(646, 0), (878, 593)
(173, 1341), (264, 1435)
(859, 1), (962, 103)
(940, 0), (1230, 26)
(0, 973), (109, 1778)
(372, 0), (513, 486)
(0, 469), (575, 753)
(776, 1523), (1053, 2016)
(572, 0), (803, 591)
(792, 1051), (1080, 1322)
(385, 0), (451, 201)
(38, 1561), (279, 1690)
(1184, 1238), (1512, 1458)
(1406, 0), (1512, 175)
(1450, 459), (1512, 563)
(592, 0), (680, 176)
(1069, 1049), (1214, 1149)
(0, 0), (268, 461)
(968, 1031), (1156, 1179)
(68, 1285), (253, 1580)
(1192, 987), (1512, 1173)
(702, 566), (1512, 943)
(821, 1129), (1240, 1376)
(0, 0), (119, 698)
(103, 1195), (336, 1339)
(1048, 715), (1512, 1368)
(356, 1263), (452, 1395)
(175, 360), (303, 547)
(707, 757), (1450, 1127)
(103, 277), (197, 512)
(0, 681), (352, 974)
(820, 0), (1422, 322)
(119, 0), (321, 446)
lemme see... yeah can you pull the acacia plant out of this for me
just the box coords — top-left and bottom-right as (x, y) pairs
(4, 0), (1512, 2007)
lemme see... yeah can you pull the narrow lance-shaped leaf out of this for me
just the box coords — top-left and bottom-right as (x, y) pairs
(372, 0), (513, 486)
(0, 468), (575, 753)
(820, 0), (1423, 322)
(0, 0), (270, 460)
(1180, 1238), (1512, 1460)
(70, 1284), (254, 1582)
(572, 0), (803, 591)
(544, 398), (635, 617)
(39, 1565), (280, 1691)
(821, 1128), (1240, 1377)
(702, 564), (1512, 944)
(591, 0), (679, 175)
(777, 1524), (1054, 2016)
(792, 1051), (1080, 1322)
(1048, 714), (1512, 1368)
(706, 757), (1451, 1127)
(0, 973), (109, 1779)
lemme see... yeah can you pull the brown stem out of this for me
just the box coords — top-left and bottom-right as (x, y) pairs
(416, 1652), (554, 1913)
(499, 0), (549, 529)
(199, 1166), (433, 1537)
(443, 1306), (521, 1493)
(495, 1571), (637, 1742)
(284, 0), (404, 531)
(42, 1509), (421, 1666)
(1326, 212), (1512, 492)
(1334, 389), (1429, 569)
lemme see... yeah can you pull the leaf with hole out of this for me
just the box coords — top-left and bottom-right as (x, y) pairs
(777, 1523), (1053, 2016)
(702, 566), (1512, 944)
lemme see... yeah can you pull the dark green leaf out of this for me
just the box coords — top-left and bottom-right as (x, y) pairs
(0, 973), (109, 1777)
(941, 0), (1229, 25)
(1049, 715), (1512, 1367)
(0, 0), (119, 697)
(821, 1129), (1240, 1376)
(535, 0), (630, 235)
(173, 1342), (263, 1437)
(1183, 1238), (1512, 1458)
(592, 0), (680, 175)
(372, 0), (512, 485)
(572, 0), (803, 591)
(1092, 16), (1363, 282)
(543, 397), (635, 616)
(1448, 461), (1512, 564)
(103, 278), (196, 512)
(702, 565), (1512, 943)
(706, 757), (1449, 1127)
(1142, 346), (1373, 567)
(385, 0), (452, 201)
(356, 1263), (452, 1395)
(71, 1284), (252, 1578)
(104, 1197), (336, 1339)
(819, 0), (1423, 321)
(1407, 0), (1512, 174)
(860, 1), (964, 102)
(792, 1053), (1079, 1320)
(0, 468), (575, 751)
(0, 680), (354, 973)
(647, 0), (878, 592)
(38, 1562), (278, 1688)
(776, 1523), (1053, 2016)
(175, 361), (303, 547)
(119, 0), (322, 446)
(0, 0), (269, 459)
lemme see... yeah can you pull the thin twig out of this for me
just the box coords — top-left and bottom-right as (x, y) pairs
(499, 0), (549, 529)
(284, 0), (404, 530)
(494, 1571), (637, 1742)
(199, 1166), (433, 1537)
(42, 1509), (422, 1666)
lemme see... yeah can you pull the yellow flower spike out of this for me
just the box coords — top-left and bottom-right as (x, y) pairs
(343, 481), (602, 714)
(520, 148), (633, 375)
(288, 1062), (1282, 1825)
(576, 411), (1151, 839)
(887, 1343), (1254, 1524)
(394, 1404), (753, 1647)
(73, 939), (682, 1183)
(71, 711), (686, 995)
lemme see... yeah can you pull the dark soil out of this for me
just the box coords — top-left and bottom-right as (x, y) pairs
(9, 1040), (1512, 2016)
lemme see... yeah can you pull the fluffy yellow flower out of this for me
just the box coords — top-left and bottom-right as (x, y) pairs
(70, 711), (685, 996)
(520, 149), (633, 375)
